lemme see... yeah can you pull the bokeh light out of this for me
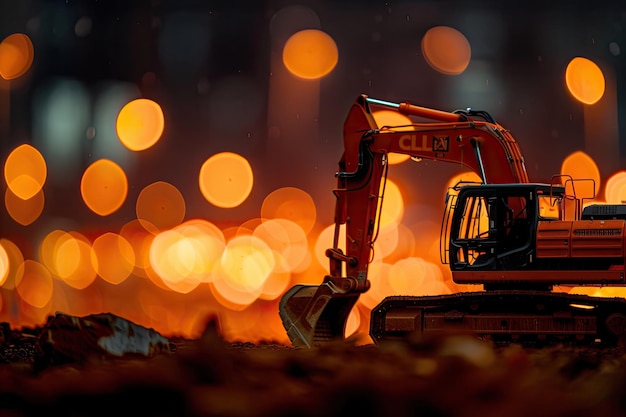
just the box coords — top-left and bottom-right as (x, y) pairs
(136, 181), (186, 233)
(91, 232), (135, 285)
(15, 260), (53, 309)
(379, 179), (404, 227)
(261, 187), (317, 234)
(199, 152), (254, 208)
(80, 158), (129, 216)
(116, 98), (165, 151)
(282, 29), (338, 79)
(0, 242), (10, 286)
(421, 26), (471, 75)
(565, 57), (605, 105)
(560, 151), (600, 200)
(4, 187), (44, 226)
(4, 143), (47, 200)
(0, 33), (34, 80)
(604, 171), (626, 203)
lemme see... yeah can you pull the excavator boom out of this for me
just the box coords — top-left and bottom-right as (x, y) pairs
(279, 94), (626, 348)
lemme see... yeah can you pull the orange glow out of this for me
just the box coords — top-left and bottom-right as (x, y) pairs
(4, 143), (47, 200)
(282, 29), (338, 79)
(91, 233), (135, 285)
(258, 261), (291, 301)
(379, 179), (404, 227)
(119, 219), (156, 277)
(147, 220), (225, 293)
(0, 242), (9, 286)
(565, 57), (605, 105)
(446, 171), (483, 191)
(5, 186), (44, 226)
(15, 260), (53, 309)
(116, 98), (165, 151)
(387, 257), (446, 296)
(199, 152), (254, 208)
(54, 232), (98, 290)
(604, 171), (626, 203)
(39, 230), (72, 277)
(136, 181), (186, 232)
(0, 239), (23, 290)
(358, 261), (394, 309)
(149, 229), (203, 294)
(220, 235), (275, 293)
(80, 159), (128, 216)
(345, 307), (361, 339)
(261, 187), (317, 234)
(211, 272), (262, 310)
(253, 218), (309, 272)
(560, 151), (600, 199)
(315, 224), (345, 270)
(372, 110), (413, 164)
(174, 218), (226, 282)
(421, 26), (471, 75)
(40, 230), (97, 289)
(373, 222), (399, 260)
(0, 33), (34, 80)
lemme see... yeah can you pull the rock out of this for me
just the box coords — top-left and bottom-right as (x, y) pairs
(34, 312), (173, 370)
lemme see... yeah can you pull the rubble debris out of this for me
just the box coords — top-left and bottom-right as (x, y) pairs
(34, 312), (173, 370)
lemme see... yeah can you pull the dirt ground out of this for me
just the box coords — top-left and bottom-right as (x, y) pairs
(1, 318), (626, 417)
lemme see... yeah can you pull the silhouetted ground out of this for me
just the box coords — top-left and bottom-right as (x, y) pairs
(0, 317), (625, 417)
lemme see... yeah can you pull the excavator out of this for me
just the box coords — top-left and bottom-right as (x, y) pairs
(279, 94), (626, 348)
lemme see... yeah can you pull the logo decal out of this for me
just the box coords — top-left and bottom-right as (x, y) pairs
(433, 136), (449, 152)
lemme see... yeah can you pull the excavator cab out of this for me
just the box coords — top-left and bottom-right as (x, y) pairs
(441, 183), (554, 276)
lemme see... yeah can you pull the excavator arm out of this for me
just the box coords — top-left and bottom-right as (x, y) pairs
(279, 94), (530, 347)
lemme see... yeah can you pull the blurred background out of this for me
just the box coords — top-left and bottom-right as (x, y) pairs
(0, 0), (624, 344)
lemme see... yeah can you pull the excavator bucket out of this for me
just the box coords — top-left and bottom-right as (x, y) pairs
(278, 281), (360, 347)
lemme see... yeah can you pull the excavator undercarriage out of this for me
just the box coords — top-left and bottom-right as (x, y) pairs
(370, 291), (626, 347)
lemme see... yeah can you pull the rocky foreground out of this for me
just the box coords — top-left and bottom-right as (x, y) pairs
(0, 313), (625, 417)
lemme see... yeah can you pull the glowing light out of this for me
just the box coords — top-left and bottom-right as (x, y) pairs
(565, 57), (605, 105)
(80, 158), (128, 216)
(604, 171), (626, 203)
(91, 233), (135, 285)
(41, 230), (97, 289)
(421, 26), (471, 75)
(4, 187), (44, 226)
(358, 262), (394, 309)
(261, 187), (317, 235)
(560, 151), (600, 200)
(136, 181), (186, 233)
(315, 224), (345, 270)
(15, 260), (53, 309)
(379, 179), (404, 227)
(372, 110), (414, 164)
(0, 242), (9, 286)
(253, 218), (309, 272)
(220, 235), (275, 293)
(282, 29), (338, 79)
(148, 219), (225, 293)
(119, 219), (156, 277)
(4, 143), (47, 200)
(149, 229), (203, 294)
(199, 152), (253, 208)
(116, 98), (165, 151)
(0, 33), (34, 80)
(0, 239), (24, 290)
(372, 222), (399, 260)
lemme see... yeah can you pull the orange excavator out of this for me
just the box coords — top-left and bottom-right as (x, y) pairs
(279, 94), (626, 348)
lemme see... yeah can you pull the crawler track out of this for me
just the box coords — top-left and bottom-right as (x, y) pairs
(370, 291), (626, 347)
